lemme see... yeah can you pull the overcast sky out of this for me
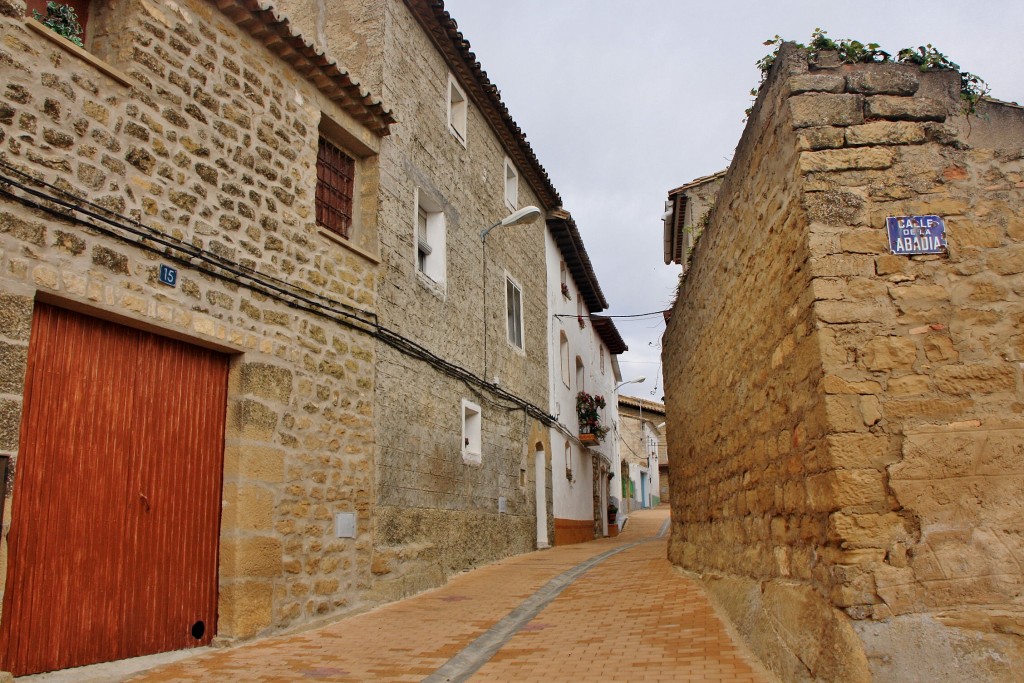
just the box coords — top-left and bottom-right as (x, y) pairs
(442, 0), (1024, 401)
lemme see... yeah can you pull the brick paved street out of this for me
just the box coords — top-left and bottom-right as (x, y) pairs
(26, 508), (771, 682)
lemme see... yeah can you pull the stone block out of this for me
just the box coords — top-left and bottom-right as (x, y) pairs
(0, 294), (32, 340)
(800, 148), (895, 173)
(223, 444), (286, 483)
(884, 397), (975, 423)
(218, 580), (273, 638)
(864, 96), (946, 122)
(804, 190), (865, 226)
(0, 398), (21, 450)
(227, 399), (278, 441)
(933, 364), (1015, 396)
(826, 433), (894, 470)
(790, 93), (864, 128)
(808, 469), (887, 510)
(823, 395), (864, 433)
(838, 229), (886, 254)
(789, 74), (846, 94)
(987, 245), (1024, 275)
(815, 299), (894, 325)
(923, 335), (957, 362)
(827, 512), (913, 549)
(861, 336), (917, 371)
(846, 67), (920, 96)
(237, 362), (293, 403)
(222, 483), (276, 532)
(887, 375), (930, 396)
(821, 375), (882, 395)
(796, 126), (845, 151)
(845, 121), (926, 146)
(0, 340), (27, 393)
(887, 283), (950, 312)
(220, 535), (282, 579)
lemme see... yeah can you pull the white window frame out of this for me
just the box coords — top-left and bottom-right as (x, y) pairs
(448, 73), (467, 145)
(462, 399), (482, 464)
(414, 188), (446, 286)
(504, 157), (518, 210)
(559, 331), (570, 387)
(505, 274), (524, 351)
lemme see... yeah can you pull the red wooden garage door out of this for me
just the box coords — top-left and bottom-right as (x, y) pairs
(0, 303), (229, 676)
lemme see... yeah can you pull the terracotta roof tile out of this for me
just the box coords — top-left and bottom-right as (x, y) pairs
(211, 0), (396, 136)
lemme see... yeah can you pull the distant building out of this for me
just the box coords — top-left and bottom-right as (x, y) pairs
(616, 396), (666, 512)
(663, 171), (725, 273)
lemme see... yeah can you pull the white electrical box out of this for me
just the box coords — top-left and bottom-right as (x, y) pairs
(335, 511), (356, 538)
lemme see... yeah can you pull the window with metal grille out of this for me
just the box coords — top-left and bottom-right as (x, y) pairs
(316, 137), (355, 238)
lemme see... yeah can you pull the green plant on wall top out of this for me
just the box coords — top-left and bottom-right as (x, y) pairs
(34, 1), (84, 47)
(748, 29), (989, 117)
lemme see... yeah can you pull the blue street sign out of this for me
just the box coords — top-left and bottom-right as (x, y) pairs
(886, 215), (947, 255)
(158, 264), (178, 287)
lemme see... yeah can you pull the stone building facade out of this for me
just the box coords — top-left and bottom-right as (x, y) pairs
(263, 0), (582, 600)
(663, 44), (1024, 682)
(0, 0), (395, 673)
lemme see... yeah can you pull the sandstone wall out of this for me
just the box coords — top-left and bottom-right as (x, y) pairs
(664, 44), (1024, 681)
(0, 0), (383, 642)
(275, 0), (552, 596)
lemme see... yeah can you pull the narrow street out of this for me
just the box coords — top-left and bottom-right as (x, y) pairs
(78, 507), (770, 682)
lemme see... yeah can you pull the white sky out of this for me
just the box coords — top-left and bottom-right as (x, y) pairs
(442, 0), (1024, 401)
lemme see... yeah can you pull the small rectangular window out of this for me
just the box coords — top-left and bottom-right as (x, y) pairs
(504, 157), (518, 210)
(462, 399), (482, 464)
(448, 74), (467, 144)
(506, 276), (523, 350)
(316, 137), (356, 239)
(415, 190), (446, 285)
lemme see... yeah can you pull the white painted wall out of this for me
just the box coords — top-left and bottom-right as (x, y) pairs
(544, 231), (618, 527)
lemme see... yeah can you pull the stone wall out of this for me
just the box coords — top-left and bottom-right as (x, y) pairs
(0, 0), (384, 645)
(275, 0), (552, 597)
(664, 44), (1024, 681)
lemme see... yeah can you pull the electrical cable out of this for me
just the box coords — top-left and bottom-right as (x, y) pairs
(0, 161), (556, 426)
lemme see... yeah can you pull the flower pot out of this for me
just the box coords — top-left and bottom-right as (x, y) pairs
(579, 432), (597, 445)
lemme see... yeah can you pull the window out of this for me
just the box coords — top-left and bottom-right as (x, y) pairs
(506, 276), (523, 350)
(575, 357), (585, 392)
(462, 400), (482, 464)
(316, 136), (356, 239)
(415, 189), (446, 284)
(504, 157), (518, 210)
(600, 346), (606, 375)
(448, 74), (467, 144)
(560, 261), (569, 299)
(564, 441), (573, 481)
(559, 332), (570, 387)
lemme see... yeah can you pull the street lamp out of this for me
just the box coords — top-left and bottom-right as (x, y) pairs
(613, 376), (646, 392)
(479, 205), (542, 241)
